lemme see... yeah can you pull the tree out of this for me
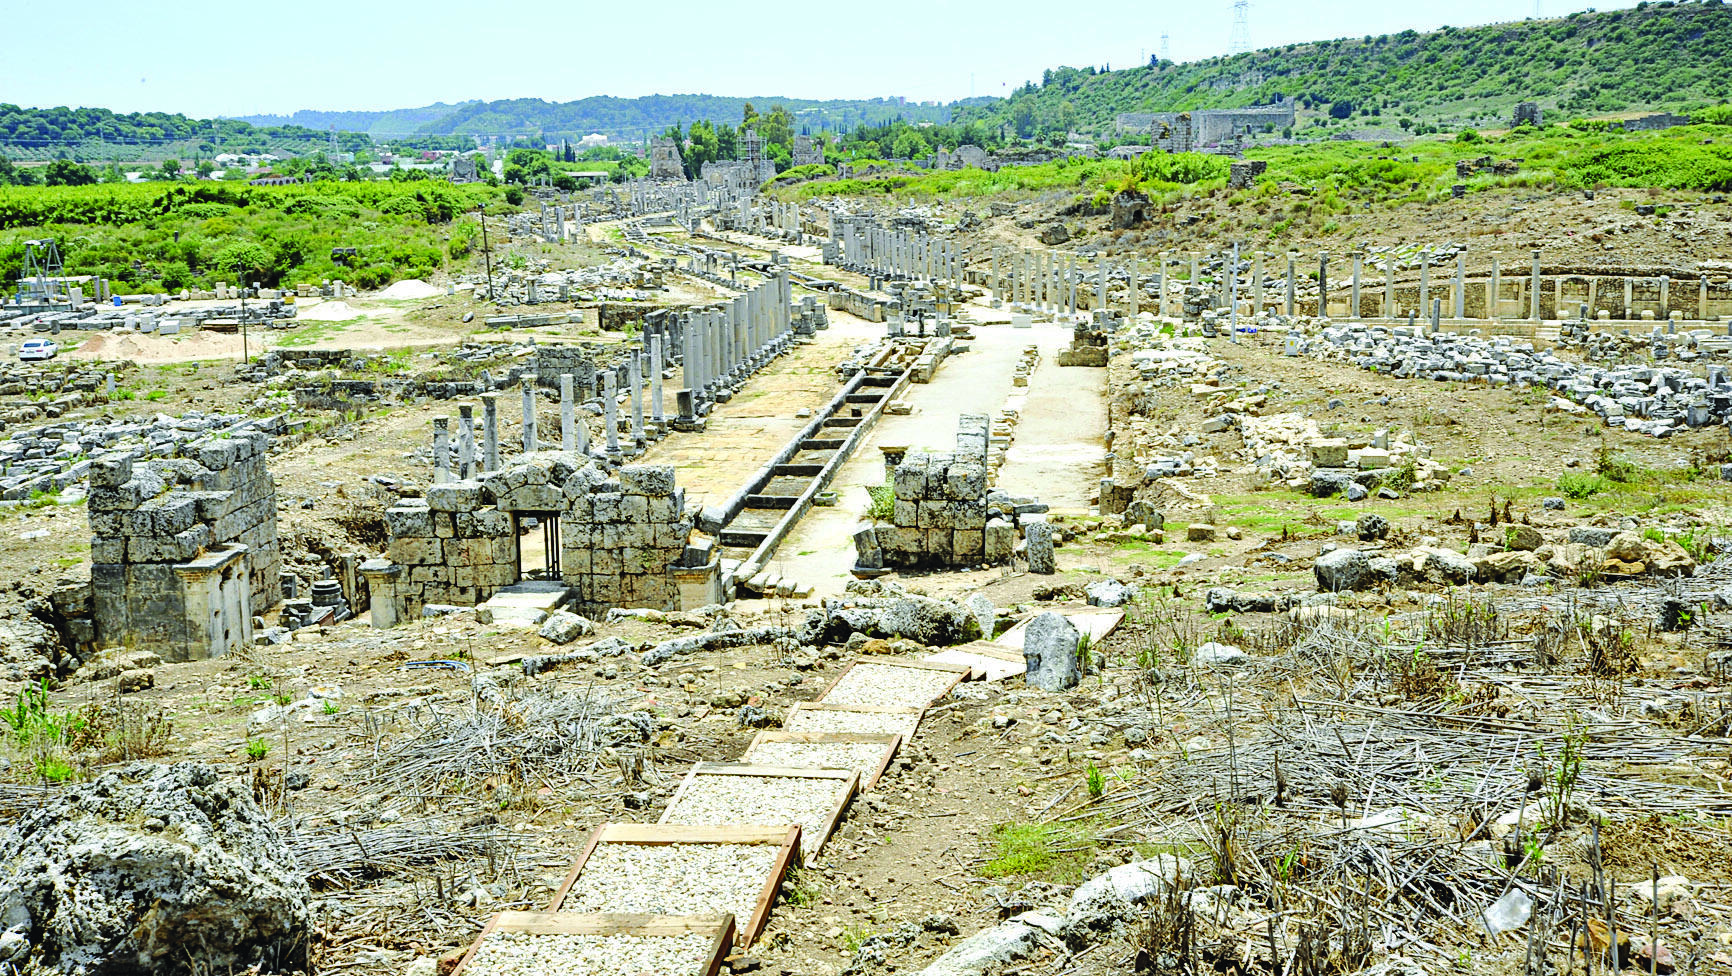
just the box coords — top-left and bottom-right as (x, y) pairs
(43, 159), (97, 186)
(686, 120), (721, 176)
(160, 158), (182, 180)
(892, 129), (931, 159)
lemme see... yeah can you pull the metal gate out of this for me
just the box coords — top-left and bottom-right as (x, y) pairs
(517, 511), (562, 580)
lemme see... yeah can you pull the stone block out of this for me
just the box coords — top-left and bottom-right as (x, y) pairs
(1025, 520), (1055, 574)
(619, 464), (676, 497)
(384, 504), (433, 538)
(945, 462), (986, 501)
(432, 512), (455, 538)
(985, 518), (1015, 564)
(427, 480), (487, 512)
(618, 495), (649, 523)
(1310, 441), (1350, 468)
(388, 537), (441, 565)
(90, 455), (132, 488)
(953, 529), (984, 561)
(592, 492), (623, 523)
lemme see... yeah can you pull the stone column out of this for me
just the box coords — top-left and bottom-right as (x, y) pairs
(521, 381), (537, 453)
(629, 353), (645, 449)
(560, 374), (576, 453)
(603, 370), (621, 456)
(650, 335), (666, 425)
(1128, 256), (1139, 317)
(1454, 252), (1466, 319)
(1659, 276), (1671, 319)
(1624, 277), (1634, 319)
(1285, 252), (1296, 316)
(1531, 250), (1543, 321)
(481, 394), (499, 472)
(458, 404), (476, 479)
(1317, 251), (1329, 317)
(1252, 251), (1264, 313)
(1702, 277), (1711, 322)
(432, 416), (450, 484)
(1385, 257), (1396, 320)
(1350, 252), (1362, 319)
(1096, 259), (1107, 313)
(1418, 248), (1430, 316)
(1489, 255), (1501, 321)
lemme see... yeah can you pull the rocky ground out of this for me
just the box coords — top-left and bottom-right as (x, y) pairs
(2, 186), (1731, 976)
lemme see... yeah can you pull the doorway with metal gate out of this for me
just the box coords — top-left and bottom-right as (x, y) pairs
(514, 511), (562, 581)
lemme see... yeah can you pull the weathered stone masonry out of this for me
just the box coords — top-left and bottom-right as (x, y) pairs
(87, 433), (281, 661)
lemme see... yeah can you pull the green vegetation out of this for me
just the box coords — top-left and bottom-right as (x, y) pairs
(982, 821), (1096, 881)
(0, 104), (378, 168)
(246, 738), (271, 761)
(1556, 472), (1609, 498)
(959, 3), (1732, 137)
(865, 482), (896, 522)
(0, 180), (504, 293)
(776, 120), (1732, 210)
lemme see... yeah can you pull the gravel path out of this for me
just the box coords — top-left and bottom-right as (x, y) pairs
(663, 773), (850, 859)
(464, 931), (713, 976)
(821, 663), (959, 709)
(560, 842), (780, 921)
(742, 739), (894, 784)
(785, 705), (921, 740)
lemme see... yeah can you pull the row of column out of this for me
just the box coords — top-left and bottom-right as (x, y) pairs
(675, 269), (796, 427)
(985, 246), (1142, 320)
(429, 339), (677, 482)
(837, 219), (961, 286)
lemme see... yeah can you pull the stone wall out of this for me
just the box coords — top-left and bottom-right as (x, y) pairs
(376, 490), (517, 620)
(88, 433), (280, 661)
(872, 415), (1012, 569)
(367, 454), (694, 624)
(559, 462), (690, 614)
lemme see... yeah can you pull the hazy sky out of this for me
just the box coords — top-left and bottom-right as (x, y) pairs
(2, 0), (1638, 117)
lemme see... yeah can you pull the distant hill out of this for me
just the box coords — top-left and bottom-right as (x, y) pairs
(0, 104), (380, 162)
(956, 3), (1732, 137)
(234, 102), (479, 137)
(416, 95), (962, 141)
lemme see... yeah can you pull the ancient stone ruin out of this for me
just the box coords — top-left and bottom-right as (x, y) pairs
(87, 433), (280, 661)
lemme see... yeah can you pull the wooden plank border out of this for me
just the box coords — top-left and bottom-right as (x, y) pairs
(815, 657), (975, 707)
(545, 824), (800, 948)
(742, 731), (901, 790)
(660, 764), (860, 861)
(448, 912), (734, 976)
(784, 702), (924, 741)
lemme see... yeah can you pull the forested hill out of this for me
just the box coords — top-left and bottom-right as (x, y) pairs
(415, 95), (961, 141)
(235, 103), (478, 138)
(956, 2), (1732, 137)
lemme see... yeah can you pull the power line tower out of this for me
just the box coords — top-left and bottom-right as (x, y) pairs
(1160, 31), (1171, 63)
(1532, 0), (1541, 18)
(1228, 0), (1251, 55)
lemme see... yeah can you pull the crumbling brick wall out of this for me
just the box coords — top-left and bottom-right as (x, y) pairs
(87, 433), (280, 661)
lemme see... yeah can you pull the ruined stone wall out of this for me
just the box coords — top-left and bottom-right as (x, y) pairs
(379, 488), (517, 619)
(88, 433), (280, 661)
(877, 415), (1012, 569)
(560, 463), (690, 614)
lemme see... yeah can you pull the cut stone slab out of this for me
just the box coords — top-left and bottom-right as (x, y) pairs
(1022, 612), (1082, 691)
(478, 580), (571, 628)
(924, 642), (1026, 682)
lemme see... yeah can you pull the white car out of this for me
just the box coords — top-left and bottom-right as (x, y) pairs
(18, 339), (57, 361)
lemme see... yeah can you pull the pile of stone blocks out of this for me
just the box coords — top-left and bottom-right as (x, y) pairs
(87, 433), (280, 661)
(561, 463), (690, 614)
(1057, 320), (1109, 367)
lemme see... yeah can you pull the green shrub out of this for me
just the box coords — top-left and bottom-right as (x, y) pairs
(865, 483), (896, 522)
(1556, 472), (1609, 498)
